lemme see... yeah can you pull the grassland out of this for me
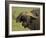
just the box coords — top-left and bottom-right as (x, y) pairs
(12, 7), (33, 31)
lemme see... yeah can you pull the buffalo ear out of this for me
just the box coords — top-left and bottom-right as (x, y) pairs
(16, 15), (21, 22)
(16, 12), (23, 22)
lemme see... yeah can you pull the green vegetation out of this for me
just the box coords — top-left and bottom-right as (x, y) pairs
(12, 7), (34, 31)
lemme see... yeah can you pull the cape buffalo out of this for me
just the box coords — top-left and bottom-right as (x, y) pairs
(16, 9), (40, 30)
